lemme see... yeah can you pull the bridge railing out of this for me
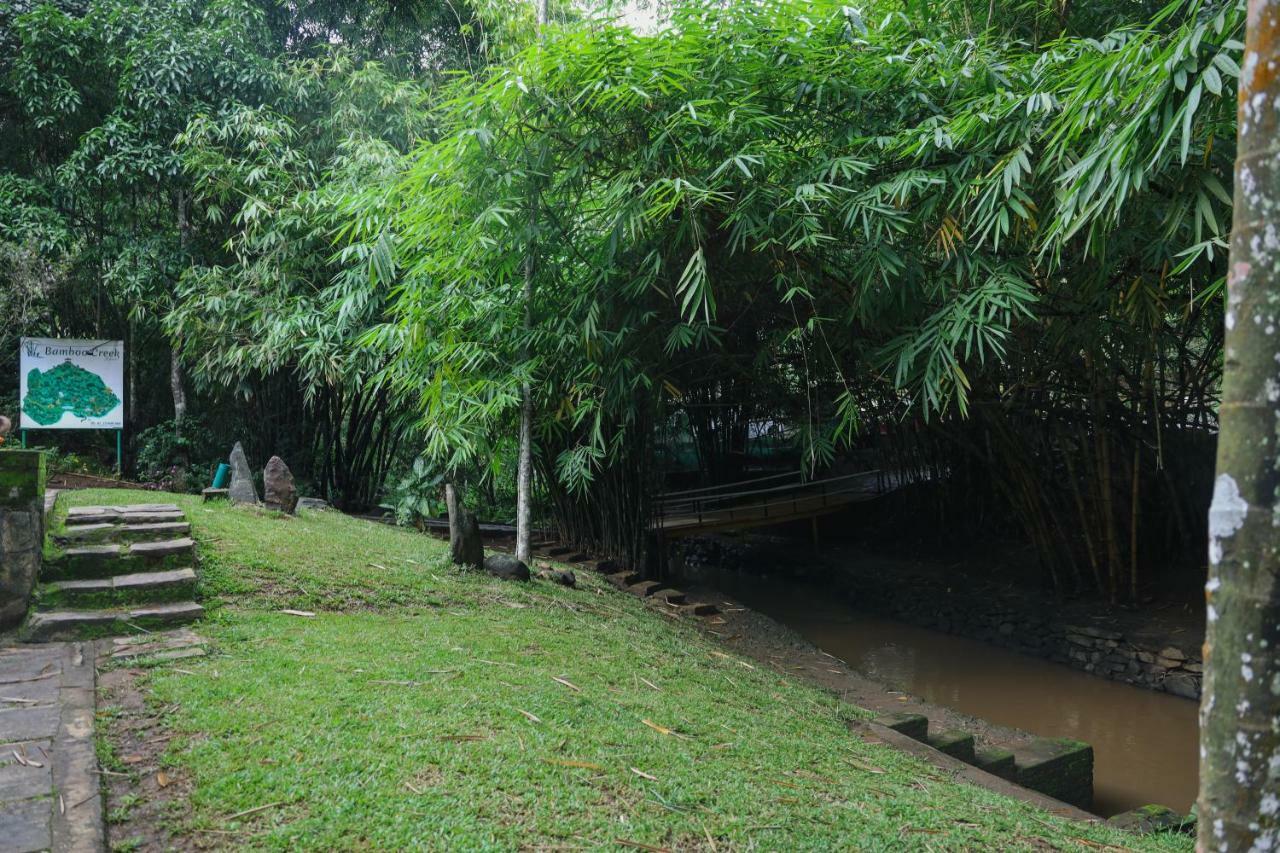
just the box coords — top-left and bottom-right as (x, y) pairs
(656, 471), (802, 501)
(653, 469), (886, 528)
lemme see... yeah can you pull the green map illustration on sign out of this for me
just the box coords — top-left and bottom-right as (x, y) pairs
(22, 360), (122, 426)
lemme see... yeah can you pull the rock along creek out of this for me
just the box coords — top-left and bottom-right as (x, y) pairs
(711, 571), (1199, 817)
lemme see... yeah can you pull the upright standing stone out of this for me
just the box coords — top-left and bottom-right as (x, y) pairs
(263, 456), (299, 515)
(445, 484), (483, 568)
(227, 442), (258, 505)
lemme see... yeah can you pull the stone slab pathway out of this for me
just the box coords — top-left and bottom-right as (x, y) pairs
(0, 642), (103, 852)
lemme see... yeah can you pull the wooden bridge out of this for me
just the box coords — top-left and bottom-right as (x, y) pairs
(652, 469), (901, 538)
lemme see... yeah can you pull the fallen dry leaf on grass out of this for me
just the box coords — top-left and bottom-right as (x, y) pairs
(846, 758), (886, 774)
(641, 718), (673, 736)
(544, 758), (604, 771)
(156, 771), (172, 788)
(279, 609), (315, 617)
(629, 767), (658, 781)
(225, 801), (285, 822)
(709, 651), (755, 670)
(517, 709), (542, 723)
(616, 840), (671, 852)
(551, 676), (581, 692)
(438, 734), (488, 742)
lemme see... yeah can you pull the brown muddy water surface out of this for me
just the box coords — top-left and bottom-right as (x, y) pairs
(713, 572), (1199, 817)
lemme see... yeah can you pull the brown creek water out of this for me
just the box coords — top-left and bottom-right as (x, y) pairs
(711, 571), (1199, 817)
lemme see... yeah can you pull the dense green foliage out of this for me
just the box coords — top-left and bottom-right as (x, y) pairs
(0, 0), (495, 504)
(368, 0), (1237, 585)
(2, 0), (1242, 596)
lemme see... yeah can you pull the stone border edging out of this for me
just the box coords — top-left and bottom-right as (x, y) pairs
(50, 642), (104, 852)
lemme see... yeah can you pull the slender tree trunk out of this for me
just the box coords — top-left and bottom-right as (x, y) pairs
(169, 347), (187, 426)
(515, 0), (550, 566)
(172, 188), (190, 426)
(1198, 4), (1280, 849)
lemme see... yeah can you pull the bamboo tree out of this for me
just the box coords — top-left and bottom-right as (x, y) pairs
(1198, 1), (1280, 847)
(516, 0), (549, 566)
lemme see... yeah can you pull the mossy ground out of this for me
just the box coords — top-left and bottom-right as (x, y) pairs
(76, 489), (1192, 851)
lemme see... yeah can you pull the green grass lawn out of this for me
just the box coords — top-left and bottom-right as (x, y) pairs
(76, 489), (1189, 850)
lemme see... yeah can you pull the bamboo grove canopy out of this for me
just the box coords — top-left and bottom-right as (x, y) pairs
(354, 0), (1237, 568)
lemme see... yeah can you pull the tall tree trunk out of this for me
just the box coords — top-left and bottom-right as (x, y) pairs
(172, 188), (191, 426)
(169, 347), (187, 426)
(515, 0), (550, 566)
(1198, 3), (1280, 849)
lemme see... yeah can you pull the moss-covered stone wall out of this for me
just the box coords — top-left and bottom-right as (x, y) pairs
(0, 450), (48, 630)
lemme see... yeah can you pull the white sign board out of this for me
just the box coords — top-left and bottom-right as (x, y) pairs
(19, 338), (125, 430)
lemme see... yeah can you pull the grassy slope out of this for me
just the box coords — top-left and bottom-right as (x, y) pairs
(77, 489), (1189, 851)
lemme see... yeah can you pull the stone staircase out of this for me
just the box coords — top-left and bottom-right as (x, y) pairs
(20, 502), (204, 642)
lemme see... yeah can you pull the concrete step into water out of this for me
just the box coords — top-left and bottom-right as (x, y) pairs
(874, 712), (929, 740)
(678, 602), (719, 617)
(652, 588), (687, 606)
(871, 712), (1093, 810)
(927, 729), (976, 763)
(974, 745), (1018, 781)
(1013, 737), (1094, 809)
(628, 580), (669, 597)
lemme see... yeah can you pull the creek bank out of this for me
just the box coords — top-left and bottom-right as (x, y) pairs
(677, 534), (1205, 699)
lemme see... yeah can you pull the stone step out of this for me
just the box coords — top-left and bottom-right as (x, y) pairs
(37, 568), (198, 608)
(52, 520), (191, 546)
(1012, 737), (1094, 809)
(974, 746), (1018, 781)
(45, 537), (195, 580)
(606, 571), (641, 588)
(628, 580), (669, 598)
(64, 508), (185, 526)
(67, 503), (181, 516)
(927, 729), (976, 763)
(652, 588), (687, 606)
(678, 602), (719, 617)
(20, 601), (205, 642)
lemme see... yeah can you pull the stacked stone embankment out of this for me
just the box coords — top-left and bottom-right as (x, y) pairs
(845, 573), (1203, 699)
(680, 536), (1203, 699)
